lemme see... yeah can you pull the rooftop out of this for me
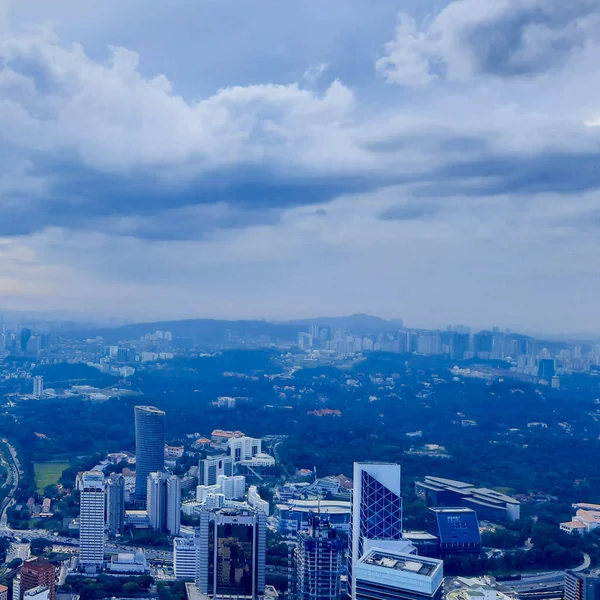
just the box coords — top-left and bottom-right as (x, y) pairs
(360, 550), (442, 577)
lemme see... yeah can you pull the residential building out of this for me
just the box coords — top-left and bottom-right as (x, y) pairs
(106, 474), (125, 536)
(354, 550), (443, 600)
(166, 475), (182, 536)
(415, 476), (520, 522)
(12, 576), (20, 600)
(199, 455), (233, 486)
(79, 471), (105, 572)
(295, 514), (344, 600)
(32, 376), (43, 399)
(349, 463), (403, 600)
(426, 507), (481, 556)
(538, 359), (555, 381)
(0, 584), (7, 600)
(565, 570), (600, 600)
(134, 406), (166, 505)
(217, 475), (246, 500)
(20, 561), (56, 600)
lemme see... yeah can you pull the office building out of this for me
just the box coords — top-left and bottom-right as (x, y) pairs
(349, 463), (403, 600)
(79, 471), (105, 572)
(195, 508), (266, 598)
(199, 455), (234, 486)
(20, 329), (31, 353)
(22, 589), (48, 600)
(147, 472), (167, 531)
(134, 406), (166, 505)
(276, 499), (351, 535)
(295, 514), (344, 600)
(32, 376), (43, 399)
(426, 508), (481, 556)
(565, 571), (600, 600)
(106, 474), (125, 536)
(355, 550), (443, 600)
(19, 561), (56, 600)
(415, 476), (520, 522)
(108, 552), (148, 574)
(229, 437), (262, 463)
(173, 535), (200, 580)
(166, 474), (182, 536)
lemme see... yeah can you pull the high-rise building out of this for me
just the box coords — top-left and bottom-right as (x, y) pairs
(565, 571), (600, 600)
(79, 471), (105, 572)
(19, 329), (31, 353)
(199, 455), (234, 486)
(349, 463), (403, 600)
(450, 333), (470, 361)
(195, 508), (266, 598)
(32, 376), (43, 399)
(147, 472), (167, 531)
(12, 576), (20, 600)
(354, 550), (443, 600)
(538, 358), (555, 381)
(166, 475), (182, 536)
(295, 514), (344, 600)
(217, 475), (246, 500)
(0, 584), (7, 600)
(134, 406), (166, 505)
(19, 560), (56, 600)
(425, 507), (481, 556)
(106, 474), (125, 536)
(173, 535), (200, 580)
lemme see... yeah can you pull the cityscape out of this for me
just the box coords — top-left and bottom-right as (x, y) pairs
(3, 0), (600, 600)
(0, 313), (599, 600)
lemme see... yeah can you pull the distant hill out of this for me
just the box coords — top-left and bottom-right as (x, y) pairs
(286, 313), (403, 334)
(60, 314), (404, 344)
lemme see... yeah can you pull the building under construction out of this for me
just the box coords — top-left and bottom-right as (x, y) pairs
(294, 514), (344, 600)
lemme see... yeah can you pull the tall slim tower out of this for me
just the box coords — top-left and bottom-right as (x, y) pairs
(147, 472), (166, 531)
(32, 376), (43, 399)
(79, 471), (105, 572)
(349, 463), (403, 600)
(106, 474), (125, 536)
(134, 406), (165, 505)
(295, 514), (344, 600)
(166, 475), (182, 536)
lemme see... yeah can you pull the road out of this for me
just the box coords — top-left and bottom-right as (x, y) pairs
(0, 440), (21, 529)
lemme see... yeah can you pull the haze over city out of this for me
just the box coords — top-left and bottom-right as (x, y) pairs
(2, 0), (600, 332)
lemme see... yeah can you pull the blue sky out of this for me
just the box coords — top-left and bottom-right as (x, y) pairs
(1, 0), (600, 332)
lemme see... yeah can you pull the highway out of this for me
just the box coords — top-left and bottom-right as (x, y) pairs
(0, 439), (21, 529)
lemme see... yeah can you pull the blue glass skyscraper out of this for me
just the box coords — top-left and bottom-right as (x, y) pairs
(134, 405), (165, 505)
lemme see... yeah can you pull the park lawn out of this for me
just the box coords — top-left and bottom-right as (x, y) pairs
(33, 462), (70, 494)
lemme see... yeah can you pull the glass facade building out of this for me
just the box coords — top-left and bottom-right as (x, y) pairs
(134, 405), (166, 505)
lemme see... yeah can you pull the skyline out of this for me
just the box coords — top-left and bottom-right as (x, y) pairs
(2, 0), (600, 331)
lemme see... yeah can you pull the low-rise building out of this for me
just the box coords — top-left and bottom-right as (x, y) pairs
(561, 503), (600, 535)
(108, 552), (148, 574)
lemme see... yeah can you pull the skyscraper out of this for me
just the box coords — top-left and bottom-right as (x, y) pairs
(295, 514), (344, 600)
(19, 329), (31, 353)
(106, 474), (125, 536)
(147, 471), (167, 531)
(199, 455), (233, 486)
(79, 471), (105, 572)
(196, 508), (266, 599)
(538, 358), (555, 381)
(134, 406), (166, 505)
(32, 376), (43, 399)
(166, 474), (182, 536)
(349, 463), (403, 600)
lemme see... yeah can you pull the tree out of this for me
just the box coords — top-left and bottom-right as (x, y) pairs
(30, 538), (53, 556)
(123, 582), (140, 594)
(8, 558), (23, 569)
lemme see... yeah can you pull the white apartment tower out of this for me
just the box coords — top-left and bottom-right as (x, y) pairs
(33, 376), (43, 398)
(79, 471), (105, 572)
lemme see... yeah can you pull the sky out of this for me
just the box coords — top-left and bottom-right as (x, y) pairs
(1, 0), (600, 333)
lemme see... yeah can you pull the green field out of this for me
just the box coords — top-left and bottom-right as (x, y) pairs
(33, 462), (70, 494)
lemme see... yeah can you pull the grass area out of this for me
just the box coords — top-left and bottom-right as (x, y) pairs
(33, 462), (70, 494)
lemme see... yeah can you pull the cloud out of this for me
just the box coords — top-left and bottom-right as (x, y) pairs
(377, 0), (600, 86)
